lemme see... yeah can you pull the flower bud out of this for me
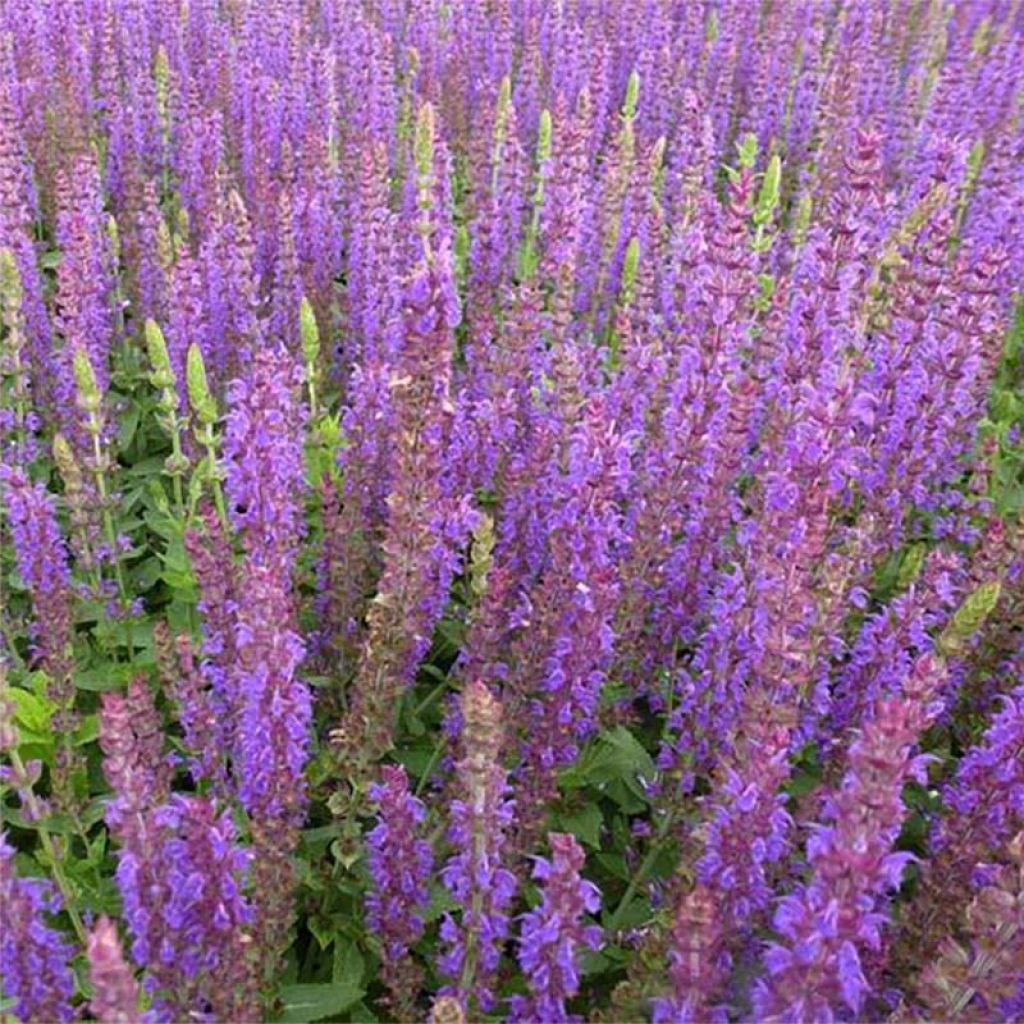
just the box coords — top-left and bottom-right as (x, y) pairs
(186, 343), (217, 425)
(623, 69), (640, 120)
(300, 296), (320, 366)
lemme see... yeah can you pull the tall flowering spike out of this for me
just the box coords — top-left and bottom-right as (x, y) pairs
(87, 916), (144, 1024)
(339, 99), (471, 764)
(896, 670), (1024, 973)
(0, 247), (39, 460)
(366, 764), (434, 1017)
(509, 832), (602, 1024)
(0, 834), (76, 1024)
(53, 151), (115, 430)
(165, 240), (209, 413)
(513, 397), (629, 839)
(439, 681), (518, 1014)
(111, 794), (253, 1020)
(652, 886), (729, 1024)
(1, 465), (79, 803)
(914, 832), (1024, 1022)
(0, 81), (52, 415)
(754, 653), (950, 1021)
(100, 675), (173, 821)
(223, 343), (311, 991)
(224, 344), (308, 578)
(0, 466), (74, 686)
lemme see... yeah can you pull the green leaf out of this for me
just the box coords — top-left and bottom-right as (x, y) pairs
(75, 664), (135, 692)
(331, 940), (364, 988)
(557, 803), (603, 849)
(564, 727), (656, 801)
(73, 713), (100, 746)
(277, 982), (364, 1023)
(7, 686), (56, 734)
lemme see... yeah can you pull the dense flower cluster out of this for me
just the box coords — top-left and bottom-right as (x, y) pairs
(366, 764), (434, 1013)
(0, 834), (76, 1024)
(509, 832), (603, 1024)
(1, 1), (1022, 1021)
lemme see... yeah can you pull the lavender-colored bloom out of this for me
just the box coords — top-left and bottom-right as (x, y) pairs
(514, 397), (629, 838)
(942, 681), (1024, 859)
(341, 105), (474, 763)
(366, 764), (434, 1012)
(439, 681), (518, 1014)
(1, 465), (74, 683)
(0, 833), (76, 1024)
(53, 152), (115, 426)
(509, 832), (602, 1024)
(113, 795), (252, 1019)
(86, 916), (144, 1023)
(755, 654), (949, 1021)
(224, 344), (308, 579)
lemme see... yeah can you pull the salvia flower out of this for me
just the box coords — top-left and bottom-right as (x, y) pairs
(439, 681), (518, 1014)
(652, 885), (730, 1024)
(86, 916), (145, 1024)
(755, 654), (949, 1021)
(0, 833), (76, 1024)
(509, 832), (602, 1024)
(366, 764), (434, 1014)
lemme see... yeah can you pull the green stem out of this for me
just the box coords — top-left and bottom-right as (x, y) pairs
(605, 812), (675, 935)
(5, 748), (88, 946)
(414, 735), (447, 798)
(90, 428), (134, 664)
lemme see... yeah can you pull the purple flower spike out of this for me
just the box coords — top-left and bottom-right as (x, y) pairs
(87, 915), (144, 1023)
(0, 833), (76, 1024)
(366, 764), (434, 1015)
(509, 832), (602, 1024)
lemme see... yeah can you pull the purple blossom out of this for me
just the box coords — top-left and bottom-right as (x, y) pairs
(439, 681), (518, 1014)
(86, 916), (144, 1024)
(509, 832), (602, 1024)
(366, 764), (434, 1013)
(0, 834), (76, 1024)
(755, 654), (949, 1021)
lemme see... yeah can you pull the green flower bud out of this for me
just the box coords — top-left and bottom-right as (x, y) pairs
(793, 193), (813, 246)
(455, 223), (471, 282)
(938, 580), (1002, 657)
(73, 347), (101, 409)
(706, 8), (719, 43)
(300, 297), (320, 365)
(52, 433), (76, 475)
(144, 319), (173, 377)
(755, 154), (782, 223)
(895, 543), (927, 591)
(107, 215), (120, 264)
(414, 101), (436, 181)
(0, 248), (24, 310)
(470, 513), (496, 598)
(736, 132), (758, 170)
(623, 69), (640, 121)
(163, 452), (190, 477)
(154, 45), (169, 119)
(157, 218), (173, 271)
(621, 236), (641, 304)
(496, 75), (511, 124)
(537, 108), (552, 163)
(186, 343), (217, 425)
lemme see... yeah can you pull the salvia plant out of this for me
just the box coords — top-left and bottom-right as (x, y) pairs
(1, 1), (1023, 1022)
